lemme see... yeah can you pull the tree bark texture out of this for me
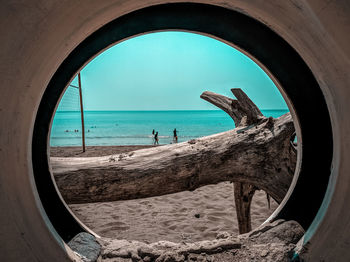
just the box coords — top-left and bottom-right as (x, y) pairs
(233, 182), (256, 234)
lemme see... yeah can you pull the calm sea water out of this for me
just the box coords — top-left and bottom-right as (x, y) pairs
(50, 110), (288, 146)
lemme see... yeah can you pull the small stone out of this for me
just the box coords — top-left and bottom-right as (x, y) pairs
(194, 214), (200, 218)
(188, 254), (197, 261)
(206, 256), (213, 262)
(131, 253), (142, 262)
(68, 232), (101, 262)
(216, 231), (231, 239)
(260, 249), (269, 257)
(230, 250), (238, 255)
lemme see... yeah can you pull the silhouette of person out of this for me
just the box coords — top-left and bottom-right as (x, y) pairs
(173, 128), (178, 143)
(154, 131), (159, 145)
(152, 129), (155, 144)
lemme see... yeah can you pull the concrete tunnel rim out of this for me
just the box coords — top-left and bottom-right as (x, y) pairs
(31, 2), (333, 247)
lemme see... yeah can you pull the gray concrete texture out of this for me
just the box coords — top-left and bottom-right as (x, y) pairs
(0, 0), (349, 261)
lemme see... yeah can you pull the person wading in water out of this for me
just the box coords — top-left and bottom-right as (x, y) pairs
(173, 128), (178, 143)
(152, 129), (155, 144)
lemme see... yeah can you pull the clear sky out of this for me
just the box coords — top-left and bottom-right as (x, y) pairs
(60, 31), (287, 111)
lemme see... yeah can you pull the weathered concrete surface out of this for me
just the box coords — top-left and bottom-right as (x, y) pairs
(0, 0), (349, 261)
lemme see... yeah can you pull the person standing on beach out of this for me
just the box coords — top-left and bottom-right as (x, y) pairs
(173, 128), (178, 143)
(152, 129), (155, 144)
(154, 131), (159, 145)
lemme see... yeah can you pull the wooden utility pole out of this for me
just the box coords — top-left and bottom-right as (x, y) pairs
(78, 73), (86, 152)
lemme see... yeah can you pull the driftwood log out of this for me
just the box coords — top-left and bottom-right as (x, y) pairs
(51, 89), (296, 218)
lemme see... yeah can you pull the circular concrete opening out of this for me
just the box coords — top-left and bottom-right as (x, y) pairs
(32, 2), (332, 248)
(49, 30), (294, 243)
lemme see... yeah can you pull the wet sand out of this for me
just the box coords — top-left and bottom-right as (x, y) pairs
(51, 146), (278, 243)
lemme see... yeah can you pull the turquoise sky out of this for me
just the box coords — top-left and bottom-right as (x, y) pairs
(60, 31), (287, 111)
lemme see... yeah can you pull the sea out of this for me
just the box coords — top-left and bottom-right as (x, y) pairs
(50, 110), (288, 146)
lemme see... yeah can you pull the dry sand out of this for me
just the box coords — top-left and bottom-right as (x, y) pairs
(51, 146), (278, 244)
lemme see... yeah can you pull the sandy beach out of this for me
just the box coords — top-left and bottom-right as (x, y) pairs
(51, 146), (278, 244)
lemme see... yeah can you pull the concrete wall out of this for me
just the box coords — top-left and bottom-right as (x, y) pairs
(0, 0), (349, 261)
